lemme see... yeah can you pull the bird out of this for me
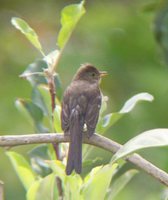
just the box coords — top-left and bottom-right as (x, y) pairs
(61, 63), (107, 175)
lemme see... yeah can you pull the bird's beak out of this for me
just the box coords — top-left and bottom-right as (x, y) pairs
(99, 71), (108, 77)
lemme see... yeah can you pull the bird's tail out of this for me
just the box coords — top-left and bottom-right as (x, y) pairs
(66, 109), (83, 175)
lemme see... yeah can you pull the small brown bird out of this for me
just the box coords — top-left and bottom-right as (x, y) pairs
(61, 63), (107, 175)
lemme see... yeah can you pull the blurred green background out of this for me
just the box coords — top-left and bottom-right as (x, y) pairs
(0, 0), (168, 199)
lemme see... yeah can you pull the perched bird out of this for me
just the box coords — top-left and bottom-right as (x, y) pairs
(61, 63), (107, 175)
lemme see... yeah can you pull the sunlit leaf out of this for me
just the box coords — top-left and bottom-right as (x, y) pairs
(64, 174), (83, 200)
(97, 93), (154, 134)
(47, 160), (65, 180)
(112, 128), (168, 163)
(82, 164), (117, 200)
(36, 173), (58, 200)
(162, 188), (168, 200)
(26, 173), (58, 200)
(57, 1), (85, 49)
(107, 169), (138, 199)
(6, 151), (36, 190)
(119, 93), (154, 113)
(11, 17), (45, 56)
(27, 180), (41, 200)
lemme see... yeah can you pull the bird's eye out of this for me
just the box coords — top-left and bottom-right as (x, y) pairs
(91, 72), (95, 77)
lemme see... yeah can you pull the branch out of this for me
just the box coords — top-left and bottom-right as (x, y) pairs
(0, 133), (168, 187)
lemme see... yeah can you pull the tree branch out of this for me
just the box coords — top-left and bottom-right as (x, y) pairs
(0, 133), (168, 187)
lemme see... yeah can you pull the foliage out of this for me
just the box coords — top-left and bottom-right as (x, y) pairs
(153, 0), (168, 64)
(6, 152), (138, 200)
(2, 0), (168, 199)
(112, 128), (168, 163)
(11, 17), (45, 56)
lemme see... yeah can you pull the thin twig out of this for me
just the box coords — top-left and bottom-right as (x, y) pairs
(0, 133), (168, 187)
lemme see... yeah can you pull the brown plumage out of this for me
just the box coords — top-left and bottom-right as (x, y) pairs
(61, 63), (107, 175)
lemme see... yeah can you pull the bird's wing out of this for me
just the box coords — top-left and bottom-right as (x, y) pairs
(85, 91), (101, 137)
(61, 84), (88, 133)
(61, 89), (70, 133)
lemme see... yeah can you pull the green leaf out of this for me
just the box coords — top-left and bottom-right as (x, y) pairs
(162, 188), (168, 200)
(85, 93), (154, 160)
(48, 160), (66, 180)
(57, 1), (85, 49)
(82, 164), (117, 200)
(26, 173), (58, 200)
(112, 128), (168, 163)
(98, 93), (154, 134)
(27, 180), (41, 200)
(43, 50), (60, 68)
(32, 87), (49, 116)
(82, 157), (103, 168)
(48, 159), (83, 200)
(99, 95), (108, 116)
(154, 2), (168, 64)
(107, 169), (138, 200)
(11, 17), (45, 56)
(53, 105), (62, 132)
(20, 59), (48, 86)
(97, 112), (122, 134)
(29, 145), (50, 160)
(64, 175), (83, 200)
(36, 85), (53, 131)
(141, 1), (160, 13)
(16, 99), (43, 123)
(15, 98), (34, 126)
(54, 74), (63, 100)
(35, 173), (58, 200)
(119, 92), (154, 113)
(43, 50), (61, 73)
(15, 98), (48, 132)
(28, 145), (52, 177)
(6, 151), (36, 190)
(37, 85), (51, 113)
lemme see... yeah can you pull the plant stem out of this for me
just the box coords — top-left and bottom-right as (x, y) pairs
(45, 69), (63, 198)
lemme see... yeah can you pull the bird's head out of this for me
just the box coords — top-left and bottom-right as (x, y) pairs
(73, 63), (107, 83)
